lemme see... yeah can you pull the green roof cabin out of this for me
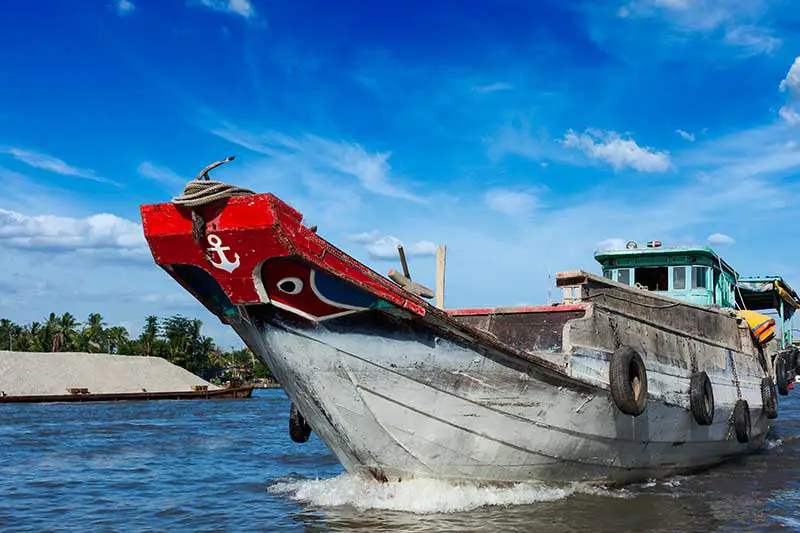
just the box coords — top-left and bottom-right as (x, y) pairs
(594, 241), (800, 349)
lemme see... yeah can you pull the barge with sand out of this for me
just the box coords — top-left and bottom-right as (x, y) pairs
(0, 351), (253, 403)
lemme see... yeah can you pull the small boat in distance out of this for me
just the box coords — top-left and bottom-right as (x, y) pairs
(139, 159), (799, 485)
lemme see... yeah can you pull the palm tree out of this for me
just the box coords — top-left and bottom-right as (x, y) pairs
(7, 323), (24, 351)
(0, 318), (14, 351)
(25, 322), (47, 352)
(81, 313), (106, 353)
(138, 315), (159, 357)
(44, 313), (60, 352)
(52, 312), (80, 352)
(105, 326), (130, 354)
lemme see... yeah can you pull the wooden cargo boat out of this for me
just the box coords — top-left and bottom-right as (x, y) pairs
(139, 160), (799, 485)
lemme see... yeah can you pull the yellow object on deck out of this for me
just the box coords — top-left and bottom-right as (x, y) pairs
(737, 309), (776, 344)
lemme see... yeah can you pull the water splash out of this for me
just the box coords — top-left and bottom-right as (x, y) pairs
(765, 437), (784, 450)
(269, 473), (630, 514)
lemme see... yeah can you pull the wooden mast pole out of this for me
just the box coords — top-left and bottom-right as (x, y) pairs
(435, 244), (446, 309)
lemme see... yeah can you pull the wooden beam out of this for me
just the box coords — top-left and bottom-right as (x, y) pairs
(397, 244), (411, 279)
(388, 270), (434, 299)
(436, 244), (446, 309)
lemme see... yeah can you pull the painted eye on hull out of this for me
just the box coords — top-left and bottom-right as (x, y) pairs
(277, 277), (303, 295)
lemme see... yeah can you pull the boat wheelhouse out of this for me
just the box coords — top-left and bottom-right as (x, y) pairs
(737, 276), (800, 351)
(595, 242), (800, 353)
(595, 243), (738, 308)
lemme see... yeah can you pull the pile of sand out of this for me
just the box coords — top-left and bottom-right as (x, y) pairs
(0, 351), (221, 396)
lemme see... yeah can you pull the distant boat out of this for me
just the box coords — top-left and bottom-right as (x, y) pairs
(139, 160), (799, 485)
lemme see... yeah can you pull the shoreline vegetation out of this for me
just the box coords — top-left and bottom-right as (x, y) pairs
(0, 313), (277, 385)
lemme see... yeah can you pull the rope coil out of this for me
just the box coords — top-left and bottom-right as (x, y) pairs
(170, 156), (255, 243)
(171, 180), (255, 208)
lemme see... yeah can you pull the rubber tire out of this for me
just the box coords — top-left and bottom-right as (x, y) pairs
(289, 402), (312, 443)
(775, 354), (789, 396)
(733, 399), (751, 444)
(761, 377), (778, 419)
(609, 346), (648, 416)
(689, 371), (714, 426)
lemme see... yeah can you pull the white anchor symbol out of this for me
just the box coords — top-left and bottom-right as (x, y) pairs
(206, 234), (240, 273)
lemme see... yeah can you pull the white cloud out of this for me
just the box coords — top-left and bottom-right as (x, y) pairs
(779, 106), (800, 126)
(484, 189), (539, 217)
(562, 129), (671, 172)
(487, 122), (551, 162)
(0, 209), (146, 257)
(195, 0), (255, 19)
(677, 122), (800, 180)
(708, 233), (735, 245)
(676, 129), (695, 142)
(348, 230), (436, 261)
(0, 148), (117, 186)
(116, 0), (135, 15)
(137, 161), (187, 189)
(723, 26), (780, 56)
(780, 57), (800, 96)
(0, 166), (87, 216)
(614, 0), (779, 57)
(210, 123), (423, 202)
(141, 293), (195, 306)
(651, 0), (689, 8)
(597, 238), (629, 251)
(473, 82), (514, 94)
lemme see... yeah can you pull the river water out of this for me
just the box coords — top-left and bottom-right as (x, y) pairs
(1, 388), (799, 532)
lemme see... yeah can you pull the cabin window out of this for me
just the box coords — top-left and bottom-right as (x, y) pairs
(617, 268), (631, 285)
(635, 267), (669, 291)
(603, 270), (612, 280)
(692, 266), (709, 289)
(672, 267), (686, 290)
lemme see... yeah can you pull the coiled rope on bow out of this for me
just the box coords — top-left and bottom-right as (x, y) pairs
(171, 155), (255, 243)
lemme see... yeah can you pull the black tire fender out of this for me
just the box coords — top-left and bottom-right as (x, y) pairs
(775, 354), (789, 396)
(689, 371), (714, 425)
(761, 377), (778, 419)
(289, 402), (312, 443)
(609, 346), (648, 416)
(733, 399), (751, 443)
(790, 347), (800, 381)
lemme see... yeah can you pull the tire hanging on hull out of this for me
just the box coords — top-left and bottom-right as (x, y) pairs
(775, 353), (789, 396)
(689, 371), (714, 426)
(792, 347), (800, 375)
(761, 377), (778, 419)
(289, 402), (312, 443)
(609, 346), (648, 416)
(733, 399), (751, 443)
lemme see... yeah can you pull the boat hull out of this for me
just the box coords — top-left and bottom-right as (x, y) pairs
(234, 310), (768, 485)
(139, 193), (775, 486)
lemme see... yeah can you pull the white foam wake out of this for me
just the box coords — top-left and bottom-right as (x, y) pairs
(765, 437), (784, 450)
(269, 473), (629, 514)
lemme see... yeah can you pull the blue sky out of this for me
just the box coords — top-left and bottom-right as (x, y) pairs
(1, 0), (799, 348)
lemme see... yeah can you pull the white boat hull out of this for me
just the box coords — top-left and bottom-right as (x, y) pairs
(234, 316), (769, 485)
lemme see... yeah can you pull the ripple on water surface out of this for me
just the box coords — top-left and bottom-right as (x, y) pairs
(1, 389), (800, 532)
